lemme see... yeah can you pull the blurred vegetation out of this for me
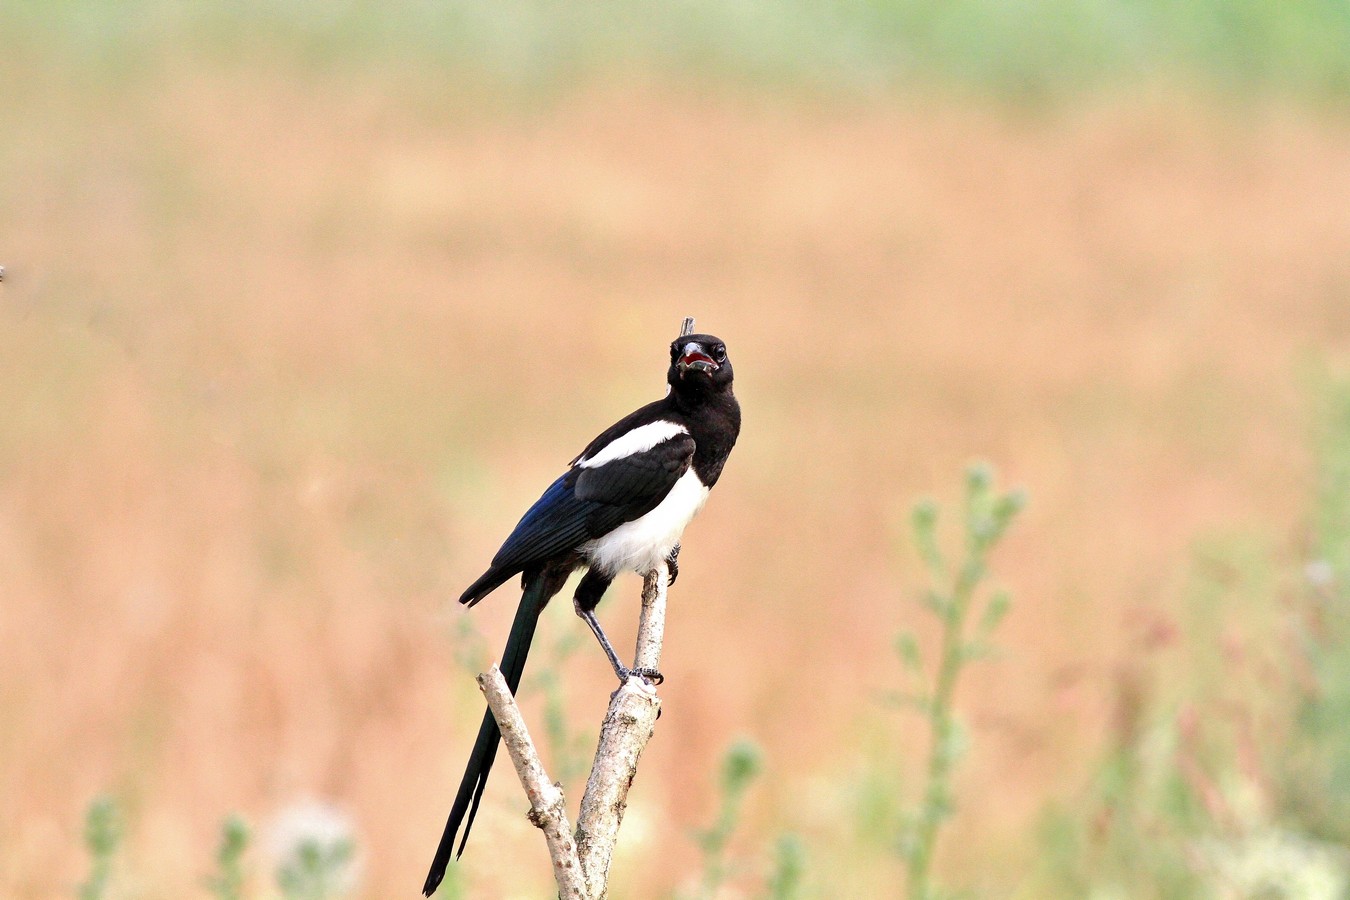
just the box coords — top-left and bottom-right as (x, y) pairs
(684, 738), (765, 900)
(767, 833), (808, 900)
(529, 627), (595, 786)
(274, 830), (356, 900)
(77, 796), (121, 900)
(1285, 375), (1350, 847)
(206, 814), (249, 900)
(896, 466), (1024, 899)
(1023, 376), (1350, 899)
(6, 0), (1350, 101)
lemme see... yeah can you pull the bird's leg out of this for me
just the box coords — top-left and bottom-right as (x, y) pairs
(577, 606), (629, 682)
(665, 544), (680, 587)
(573, 568), (629, 683)
(574, 568), (662, 685)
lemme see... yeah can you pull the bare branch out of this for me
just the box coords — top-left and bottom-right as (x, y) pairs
(478, 666), (587, 900)
(633, 561), (668, 674)
(680, 316), (695, 337)
(574, 564), (668, 898)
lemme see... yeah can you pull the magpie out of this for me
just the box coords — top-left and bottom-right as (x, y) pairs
(422, 331), (741, 896)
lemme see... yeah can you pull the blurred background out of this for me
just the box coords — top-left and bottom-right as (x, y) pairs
(5, 2), (1350, 897)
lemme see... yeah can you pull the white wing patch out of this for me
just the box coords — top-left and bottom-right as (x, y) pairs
(576, 420), (688, 469)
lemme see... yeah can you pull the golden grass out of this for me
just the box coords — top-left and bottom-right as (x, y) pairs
(3, 71), (1350, 895)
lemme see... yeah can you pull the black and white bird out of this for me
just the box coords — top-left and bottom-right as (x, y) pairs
(423, 331), (741, 896)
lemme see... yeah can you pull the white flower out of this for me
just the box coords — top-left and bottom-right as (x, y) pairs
(1305, 560), (1336, 589)
(267, 799), (361, 899)
(1196, 829), (1349, 900)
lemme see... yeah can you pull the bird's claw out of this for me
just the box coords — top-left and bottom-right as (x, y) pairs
(625, 666), (665, 686)
(665, 544), (680, 587)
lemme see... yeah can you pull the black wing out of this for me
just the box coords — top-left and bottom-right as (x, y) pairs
(458, 433), (694, 605)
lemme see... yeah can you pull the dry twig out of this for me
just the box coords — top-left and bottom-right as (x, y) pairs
(477, 667), (587, 899)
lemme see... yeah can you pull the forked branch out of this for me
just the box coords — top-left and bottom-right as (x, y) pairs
(574, 565), (667, 898)
(479, 563), (669, 899)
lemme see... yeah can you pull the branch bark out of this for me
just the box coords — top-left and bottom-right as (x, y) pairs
(479, 564), (668, 899)
(477, 667), (587, 900)
(574, 565), (667, 898)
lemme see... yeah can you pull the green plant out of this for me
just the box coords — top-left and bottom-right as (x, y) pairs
(77, 796), (122, 900)
(766, 832), (807, 900)
(206, 813), (249, 900)
(687, 738), (765, 899)
(895, 463), (1024, 900)
(276, 839), (355, 900)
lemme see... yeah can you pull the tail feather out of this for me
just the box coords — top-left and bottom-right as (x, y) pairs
(423, 573), (550, 897)
(458, 565), (518, 608)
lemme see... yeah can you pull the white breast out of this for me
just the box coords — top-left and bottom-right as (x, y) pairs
(582, 469), (710, 576)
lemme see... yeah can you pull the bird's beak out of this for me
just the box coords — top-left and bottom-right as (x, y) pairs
(678, 343), (718, 375)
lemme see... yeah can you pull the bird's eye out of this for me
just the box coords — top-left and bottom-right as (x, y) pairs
(715, 345), (726, 361)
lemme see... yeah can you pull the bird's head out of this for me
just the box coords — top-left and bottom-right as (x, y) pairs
(668, 333), (733, 397)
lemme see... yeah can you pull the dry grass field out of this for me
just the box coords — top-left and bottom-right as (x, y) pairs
(4, 39), (1350, 898)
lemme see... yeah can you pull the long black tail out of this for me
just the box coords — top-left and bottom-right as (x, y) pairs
(423, 573), (551, 896)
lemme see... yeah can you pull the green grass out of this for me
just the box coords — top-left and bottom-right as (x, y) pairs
(6, 0), (1350, 100)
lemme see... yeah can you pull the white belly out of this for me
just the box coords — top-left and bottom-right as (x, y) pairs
(583, 469), (710, 576)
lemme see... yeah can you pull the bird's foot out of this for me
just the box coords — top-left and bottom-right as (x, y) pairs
(665, 544), (680, 587)
(623, 666), (665, 686)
